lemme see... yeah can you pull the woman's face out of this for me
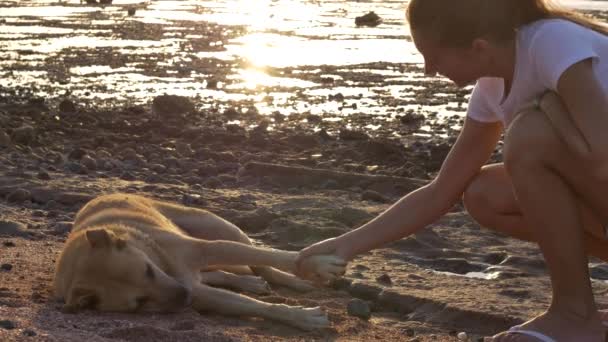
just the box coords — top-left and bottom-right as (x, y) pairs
(412, 29), (487, 87)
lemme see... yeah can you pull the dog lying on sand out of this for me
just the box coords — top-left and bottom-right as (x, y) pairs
(53, 194), (346, 330)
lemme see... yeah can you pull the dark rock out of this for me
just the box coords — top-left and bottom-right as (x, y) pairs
(3, 241), (16, 247)
(330, 277), (353, 290)
(7, 189), (31, 203)
(0, 130), (10, 147)
(400, 111), (424, 125)
(361, 190), (390, 203)
(127, 7), (136, 16)
(203, 177), (223, 188)
(355, 11), (382, 27)
(339, 129), (368, 141)
(376, 273), (392, 285)
(348, 282), (382, 300)
(80, 155), (97, 170)
(37, 171), (51, 180)
(58, 99), (76, 113)
(223, 107), (240, 119)
(1, 263), (12, 271)
(347, 298), (371, 319)
(0, 221), (28, 237)
(22, 329), (37, 336)
(120, 171), (136, 181)
(11, 125), (35, 145)
(590, 264), (608, 280)
(53, 222), (73, 236)
(151, 94), (195, 117)
(68, 148), (87, 160)
(0, 320), (15, 330)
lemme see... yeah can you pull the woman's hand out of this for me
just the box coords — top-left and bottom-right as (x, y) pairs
(295, 238), (350, 282)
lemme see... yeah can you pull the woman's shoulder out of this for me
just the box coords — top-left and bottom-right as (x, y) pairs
(520, 18), (592, 40)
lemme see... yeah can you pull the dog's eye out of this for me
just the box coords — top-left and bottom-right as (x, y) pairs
(145, 263), (155, 279)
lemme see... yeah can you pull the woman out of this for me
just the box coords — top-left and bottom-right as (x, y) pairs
(297, 0), (608, 340)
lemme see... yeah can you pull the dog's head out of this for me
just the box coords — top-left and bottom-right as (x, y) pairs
(60, 228), (190, 313)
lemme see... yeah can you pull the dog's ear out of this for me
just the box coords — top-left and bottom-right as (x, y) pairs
(62, 287), (98, 313)
(85, 229), (111, 248)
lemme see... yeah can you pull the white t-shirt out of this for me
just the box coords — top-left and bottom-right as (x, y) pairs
(467, 18), (608, 127)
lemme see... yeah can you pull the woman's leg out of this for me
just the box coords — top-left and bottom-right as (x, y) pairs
(463, 163), (608, 261)
(465, 108), (608, 341)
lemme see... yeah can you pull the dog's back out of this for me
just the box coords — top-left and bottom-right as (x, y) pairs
(72, 193), (183, 237)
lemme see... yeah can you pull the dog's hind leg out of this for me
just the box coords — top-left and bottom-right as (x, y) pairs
(191, 283), (329, 331)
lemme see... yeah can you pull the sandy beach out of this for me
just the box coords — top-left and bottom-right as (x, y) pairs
(1, 1), (608, 341)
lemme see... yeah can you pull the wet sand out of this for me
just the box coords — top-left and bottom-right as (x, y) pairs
(1, 1), (608, 341)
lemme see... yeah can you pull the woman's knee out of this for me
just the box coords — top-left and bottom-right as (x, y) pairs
(503, 109), (561, 170)
(463, 175), (499, 227)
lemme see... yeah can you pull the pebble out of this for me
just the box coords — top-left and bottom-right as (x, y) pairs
(0, 220), (27, 237)
(0, 320), (15, 330)
(1, 263), (12, 271)
(37, 171), (51, 180)
(457, 332), (468, 341)
(361, 190), (390, 203)
(7, 188), (31, 203)
(346, 298), (371, 320)
(375, 273), (392, 285)
(22, 329), (37, 336)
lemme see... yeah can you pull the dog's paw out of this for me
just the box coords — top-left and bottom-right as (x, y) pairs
(299, 255), (347, 282)
(290, 306), (330, 330)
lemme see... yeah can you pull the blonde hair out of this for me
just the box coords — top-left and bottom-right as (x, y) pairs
(406, 0), (608, 47)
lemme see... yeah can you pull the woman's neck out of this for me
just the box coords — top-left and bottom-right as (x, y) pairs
(491, 39), (517, 90)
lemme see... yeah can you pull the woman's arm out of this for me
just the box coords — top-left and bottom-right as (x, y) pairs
(297, 116), (503, 266)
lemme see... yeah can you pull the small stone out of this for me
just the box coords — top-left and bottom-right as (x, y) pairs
(53, 222), (73, 236)
(0, 130), (10, 147)
(7, 188), (31, 203)
(127, 7), (136, 16)
(361, 190), (390, 203)
(457, 332), (468, 341)
(37, 171), (51, 180)
(355, 11), (382, 27)
(3, 241), (16, 247)
(11, 125), (35, 145)
(80, 155), (97, 170)
(1, 263), (12, 271)
(0, 320), (15, 330)
(120, 171), (136, 181)
(375, 273), (392, 285)
(58, 99), (76, 113)
(346, 298), (371, 320)
(22, 329), (37, 336)
(68, 148), (87, 160)
(203, 177), (223, 188)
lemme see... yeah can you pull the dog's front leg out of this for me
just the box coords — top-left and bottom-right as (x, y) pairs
(177, 237), (346, 281)
(191, 283), (329, 330)
(189, 239), (298, 273)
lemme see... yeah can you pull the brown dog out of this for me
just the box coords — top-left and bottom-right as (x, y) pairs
(53, 194), (345, 330)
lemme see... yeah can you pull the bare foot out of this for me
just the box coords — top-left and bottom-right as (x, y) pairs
(485, 308), (606, 342)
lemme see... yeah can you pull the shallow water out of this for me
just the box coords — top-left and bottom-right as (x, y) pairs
(0, 0), (605, 122)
